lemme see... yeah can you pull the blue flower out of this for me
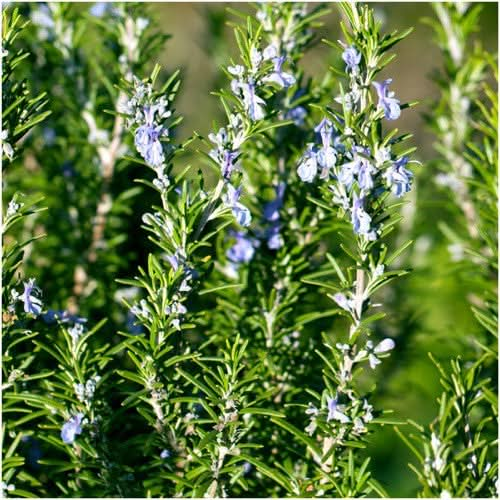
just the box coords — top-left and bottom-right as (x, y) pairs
(314, 119), (337, 176)
(89, 2), (118, 17)
(223, 184), (252, 227)
(297, 145), (318, 183)
(165, 252), (180, 272)
(314, 119), (333, 150)
(357, 159), (377, 191)
(22, 279), (42, 316)
(338, 160), (360, 190)
(134, 124), (165, 167)
(384, 156), (413, 197)
(373, 79), (401, 120)
(285, 105), (307, 126)
(351, 195), (372, 235)
(266, 224), (283, 250)
(160, 449), (170, 459)
(263, 183), (285, 222)
(222, 150), (239, 179)
(265, 56), (296, 88)
(42, 309), (86, 325)
(326, 396), (350, 423)
(61, 413), (84, 444)
(240, 82), (266, 121)
(227, 232), (255, 263)
(342, 45), (362, 71)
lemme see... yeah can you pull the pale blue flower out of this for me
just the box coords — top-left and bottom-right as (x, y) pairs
(134, 124), (164, 167)
(358, 159), (377, 191)
(333, 292), (353, 313)
(222, 150), (239, 179)
(223, 184), (252, 227)
(373, 79), (401, 120)
(326, 396), (350, 423)
(227, 232), (255, 263)
(265, 56), (296, 88)
(241, 82), (266, 121)
(285, 105), (307, 126)
(165, 252), (180, 271)
(314, 118), (333, 150)
(384, 156), (413, 197)
(22, 279), (42, 316)
(263, 183), (285, 222)
(342, 45), (362, 71)
(297, 144), (318, 183)
(338, 160), (360, 190)
(61, 413), (84, 444)
(89, 2), (112, 17)
(266, 224), (283, 250)
(351, 195), (372, 235)
(363, 338), (395, 369)
(160, 449), (170, 459)
(42, 309), (86, 325)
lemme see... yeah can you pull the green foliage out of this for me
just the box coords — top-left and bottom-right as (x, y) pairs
(2, 2), (497, 498)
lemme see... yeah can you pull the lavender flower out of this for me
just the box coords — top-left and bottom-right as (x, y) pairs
(22, 279), (42, 316)
(134, 123), (165, 167)
(315, 119), (337, 176)
(333, 292), (354, 313)
(243, 81), (266, 121)
(351, 195), (372, 235)
(342, 45), (362, 71)
(61, 413), (84, 444)
(265, 56), (296, 88)
(222, 150), (239, 179)
(226, 232), (255, 264)
(297, 144), (318, 183)
(223, 184), (252, 227)
(338, 160), (360, 190)
(263, 183), (286, 222)
(266, 224), (283, 250)
(326, 396), (350, 423)
(373, 79), (401, 120)
(384, 156), (413, 197)
(358, 159), (377, 191)
(285, 105), (307, 126)
(89, 2), (119, 17)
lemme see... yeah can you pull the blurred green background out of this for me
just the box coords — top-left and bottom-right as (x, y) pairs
(144, 3), (497, 496)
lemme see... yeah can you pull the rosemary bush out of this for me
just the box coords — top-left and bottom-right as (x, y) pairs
(1, 2), (498, 498)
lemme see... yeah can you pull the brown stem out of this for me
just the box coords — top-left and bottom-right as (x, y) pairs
(68, 94), (126, 313)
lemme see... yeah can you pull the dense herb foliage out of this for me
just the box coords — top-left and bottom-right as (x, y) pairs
(1, 2), (497, 498)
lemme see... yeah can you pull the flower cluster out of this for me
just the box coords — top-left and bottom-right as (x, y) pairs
(304, 392), (374, 439)
(296, 45), (413, 239)
(208, 15), (299, 231)
(423, 432), (447, 486)
(74, 375), (101, 405)
(122, 77), (172, 192)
